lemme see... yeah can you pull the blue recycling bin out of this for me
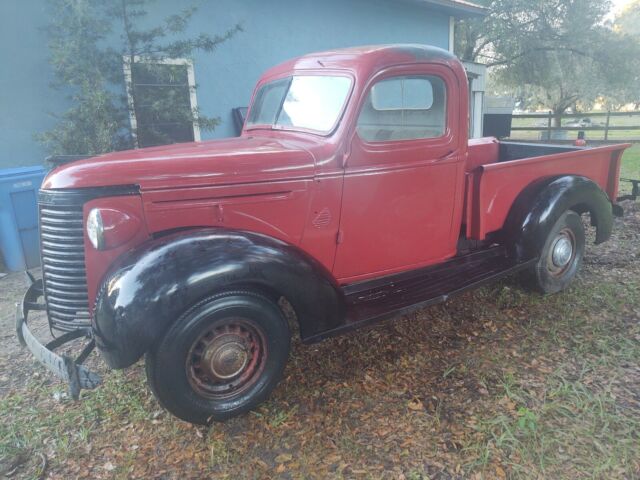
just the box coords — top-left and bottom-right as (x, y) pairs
(0, 166), (47, 271)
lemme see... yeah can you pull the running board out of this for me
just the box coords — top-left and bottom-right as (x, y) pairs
(307, 247), (536, 342)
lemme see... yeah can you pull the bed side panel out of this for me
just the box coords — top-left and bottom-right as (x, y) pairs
(470, 145), (626, 240)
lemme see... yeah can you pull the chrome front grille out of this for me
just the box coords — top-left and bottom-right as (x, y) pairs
(39, 203), (91, 331)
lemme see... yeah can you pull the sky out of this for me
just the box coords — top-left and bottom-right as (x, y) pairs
(610, 0), (633, 14)
(604, 0), (633, 21)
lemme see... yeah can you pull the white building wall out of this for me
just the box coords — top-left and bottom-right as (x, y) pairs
(463, 61), (487, 138)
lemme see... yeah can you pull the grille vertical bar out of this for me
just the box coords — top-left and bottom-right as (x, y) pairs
(39, 203), (91, 331)
(37, 185), (139, 332)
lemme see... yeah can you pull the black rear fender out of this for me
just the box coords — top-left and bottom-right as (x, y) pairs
(504, 175), (613, 261)
(93, 229), (346, 369)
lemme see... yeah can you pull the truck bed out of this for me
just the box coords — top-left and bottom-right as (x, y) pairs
(465, 138), (629, 240)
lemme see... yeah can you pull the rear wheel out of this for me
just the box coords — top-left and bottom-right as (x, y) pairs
(523, 210), (585, 294)
(145, 290), (290, 424)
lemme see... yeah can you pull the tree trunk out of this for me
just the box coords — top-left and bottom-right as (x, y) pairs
(572, 102), (580, 114)
(121, 0), (139, 148)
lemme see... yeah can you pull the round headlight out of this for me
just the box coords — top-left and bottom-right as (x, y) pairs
(87, 208), (104, 250)
(86, 207), (140, 250)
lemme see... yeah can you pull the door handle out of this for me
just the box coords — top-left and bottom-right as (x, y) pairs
(438, 150), (456, 160)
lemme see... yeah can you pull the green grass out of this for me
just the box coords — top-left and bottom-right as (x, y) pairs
(463, 274), (640, 479)
(2, 274), (639, 478)
(0, 369), (155, 467)
(621, 144), (640, 179)
(467, 373), (639, 478)
(620, 144), (640, 195)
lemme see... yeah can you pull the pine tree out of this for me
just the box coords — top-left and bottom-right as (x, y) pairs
(38, 0), (241, 155)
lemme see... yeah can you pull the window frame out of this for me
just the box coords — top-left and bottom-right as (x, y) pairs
(356, 73), (449, 144)
(122, 55), (201, 147)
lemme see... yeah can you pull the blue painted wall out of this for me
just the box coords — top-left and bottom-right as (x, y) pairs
(0, 0), (450, 169)
(0, 2), (71, 168)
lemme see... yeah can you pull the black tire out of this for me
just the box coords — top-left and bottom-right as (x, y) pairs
(523, 210), (585, 294)
(145, 290), (290, 424)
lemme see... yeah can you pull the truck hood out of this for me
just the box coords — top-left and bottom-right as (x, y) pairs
(42, 136), (317, 190)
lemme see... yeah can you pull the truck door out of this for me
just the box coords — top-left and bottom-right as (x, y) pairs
(333, 65), (463, 281)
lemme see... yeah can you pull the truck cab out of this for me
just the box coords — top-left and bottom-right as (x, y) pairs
(18, 45), (629, 424)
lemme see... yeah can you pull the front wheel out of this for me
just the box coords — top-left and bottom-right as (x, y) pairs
(145, 290), (291, 424)
(523, 210), (585, 294)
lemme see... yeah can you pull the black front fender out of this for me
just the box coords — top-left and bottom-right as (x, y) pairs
(505, 175), (614, 261)
(93, 229), (346, 369)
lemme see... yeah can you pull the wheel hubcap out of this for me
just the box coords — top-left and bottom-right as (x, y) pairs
(546, 228), (576, 276)
(205, 334), (249, 380)
(551, 236), (573, 267)
(186, 319), (266, 399)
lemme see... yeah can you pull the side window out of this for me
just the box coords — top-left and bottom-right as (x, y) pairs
(357, 75), (447, 142)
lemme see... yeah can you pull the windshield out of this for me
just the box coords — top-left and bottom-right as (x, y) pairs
(246, 75), (352, 134)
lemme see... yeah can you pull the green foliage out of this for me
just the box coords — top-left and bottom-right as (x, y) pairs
(612, 1), (640, 108)
(38, 88), (130, 156)
(456, 0), (640, 115)
(37, 0), (126, 155)
(516, 407), (538, 434)
(38, 0), (241, 156)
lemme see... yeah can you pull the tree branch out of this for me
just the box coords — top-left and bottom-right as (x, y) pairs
(485, 46), (591, 67)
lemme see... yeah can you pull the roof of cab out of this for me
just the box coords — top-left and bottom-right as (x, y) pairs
(260, 44), (460, 82)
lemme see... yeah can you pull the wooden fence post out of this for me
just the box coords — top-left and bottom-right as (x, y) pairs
(604, 110), (611, 141)
(547, 111), (552, 140)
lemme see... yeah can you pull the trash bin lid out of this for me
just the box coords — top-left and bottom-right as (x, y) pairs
(0, 165), (46, 180)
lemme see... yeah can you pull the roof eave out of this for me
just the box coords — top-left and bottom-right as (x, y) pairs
(406, 0), (488, 18)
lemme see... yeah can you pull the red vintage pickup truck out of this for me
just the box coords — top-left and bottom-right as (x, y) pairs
(18, 45), (629, 424)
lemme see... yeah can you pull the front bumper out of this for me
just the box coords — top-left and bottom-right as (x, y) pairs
(16, 276), (101, 399)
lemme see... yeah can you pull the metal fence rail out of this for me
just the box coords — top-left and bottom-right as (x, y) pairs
(509, 111), (640, 142)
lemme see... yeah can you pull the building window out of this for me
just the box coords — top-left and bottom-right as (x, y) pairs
(123, 57), (201, 148)
(357, 75), (447, 142)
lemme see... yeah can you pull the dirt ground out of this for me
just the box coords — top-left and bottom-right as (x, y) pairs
(1, 202), (639, 479)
